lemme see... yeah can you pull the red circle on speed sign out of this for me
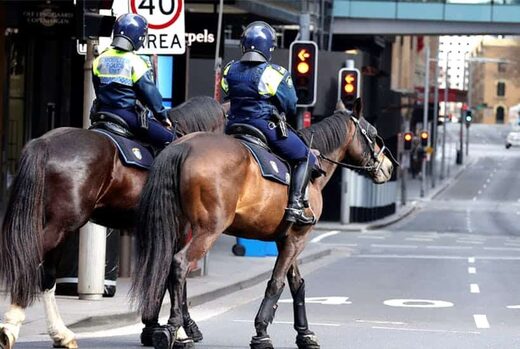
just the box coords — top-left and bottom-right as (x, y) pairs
(130, 0), (183, 30)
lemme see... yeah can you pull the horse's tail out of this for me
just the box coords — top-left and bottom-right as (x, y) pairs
(0, 139), (48, 307)
(131, 143), (190, 320)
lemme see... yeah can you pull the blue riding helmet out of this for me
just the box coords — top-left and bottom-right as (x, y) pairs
(240, 21), (277, 62)
(112, 13), (148, 51)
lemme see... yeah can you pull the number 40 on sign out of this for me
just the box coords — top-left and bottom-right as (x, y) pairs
(130, 0), (186, 54)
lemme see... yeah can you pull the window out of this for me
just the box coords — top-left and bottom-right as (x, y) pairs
(497, 81), (506, 97)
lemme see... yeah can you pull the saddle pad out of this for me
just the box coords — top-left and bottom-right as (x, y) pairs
(240, 141), (290, 186)
(92, 129), (153, 170)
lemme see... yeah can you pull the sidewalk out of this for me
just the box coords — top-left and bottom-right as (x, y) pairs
(0, 235), (332, 337)
(315, 158), (472, 233)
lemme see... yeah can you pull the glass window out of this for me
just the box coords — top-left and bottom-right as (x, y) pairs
(497, 81), (506, 96)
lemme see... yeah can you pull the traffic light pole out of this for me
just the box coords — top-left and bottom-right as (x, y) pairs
(78, 39), (106, 300)
(466, 62), (473, 157)
(297, 13), (311, 130)
(441, 52), (449, 180)
(432, 55), (440, 189)
(421, 44), (430, 198)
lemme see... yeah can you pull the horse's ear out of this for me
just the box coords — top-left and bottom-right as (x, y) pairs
(353, 98), (362, 117)
(335, 99), (347, 111)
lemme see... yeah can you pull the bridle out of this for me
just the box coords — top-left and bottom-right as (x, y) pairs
(319, 115), (399, 172)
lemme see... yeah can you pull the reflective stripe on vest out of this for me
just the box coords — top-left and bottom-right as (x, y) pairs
(257, 65), (286, 96)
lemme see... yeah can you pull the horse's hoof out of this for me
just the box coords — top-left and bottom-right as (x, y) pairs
(52, 338), (78, 349)
(141, 326), (159, 346)
(173, 338), (195, 349)
(152, 327), (173, 349)
(0, 328), (15, 349)
(250, 335), (273, 349)
(296, 331), (320, 349)
(184, 319), (203, 342)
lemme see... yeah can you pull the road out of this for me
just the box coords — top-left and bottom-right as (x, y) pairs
(19, 123), (520, 348)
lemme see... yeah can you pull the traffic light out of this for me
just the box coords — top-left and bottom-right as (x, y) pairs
(465, 110), (473, 127)
(403, 132), (413, 151)
(76, 0), (115, 41)
(420, 130), (429, 147)
(338, 68), (360, 107)
(289, 41), (318, 107)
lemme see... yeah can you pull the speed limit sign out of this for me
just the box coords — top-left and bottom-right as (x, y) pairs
(129, 0), (185, 54)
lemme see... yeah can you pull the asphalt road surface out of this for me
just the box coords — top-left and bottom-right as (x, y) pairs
(19, 123), (520, 348)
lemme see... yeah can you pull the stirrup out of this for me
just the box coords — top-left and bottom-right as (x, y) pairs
(284, 207), (316, 225)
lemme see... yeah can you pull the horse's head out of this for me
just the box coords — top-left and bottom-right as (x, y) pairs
(343, 99), (396, 184)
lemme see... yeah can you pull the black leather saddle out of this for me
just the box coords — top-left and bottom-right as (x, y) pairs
(226, 123), (269, 149)
(90, 111), (134, 138)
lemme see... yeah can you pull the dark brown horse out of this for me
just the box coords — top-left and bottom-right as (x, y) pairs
(0, 96), (226, 349)
(132, 100), (395, 349)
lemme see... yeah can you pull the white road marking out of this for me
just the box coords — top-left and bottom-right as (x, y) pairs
(358, 235), (386, 240)
(279, 296), (352, 305)
(468, 257), (476, 263)
(473, 314), (490, 329)
(233, 319), (340, 327)
(355, 320), (406, 325)
(384, 299), (453, 308)
(468, 267), (476, 274)
(478, 190), (482, 195)
(354, 254), (520, 261)
(456, 240), (483, 245)
(472, 197), (477, 201)
(470, 284), (480, 293)
(484, 246), (520, 252)
(486, 178), (491, 183)
(506, 305), (520, 309)
(372, 326), (480, 335)
(311, 230), (340, 243)
(371, 244), (418, 249)
(405, 238), (433, 242)
(504, 242), (520, 247)
(483, 184), (487, 189)
(426, 245), (472, 250)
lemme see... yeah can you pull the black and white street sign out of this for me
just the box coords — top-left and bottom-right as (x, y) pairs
(129, 0), (185, 54)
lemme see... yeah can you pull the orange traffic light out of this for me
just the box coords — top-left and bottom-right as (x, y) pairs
(420, 130), (429, 147)
(290, 41), (318, 107)
(338, 68), (360, 105)
(403, 132), (413, 150)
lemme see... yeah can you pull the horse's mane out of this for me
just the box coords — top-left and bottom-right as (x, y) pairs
(168, 96), (225, 133)
(298, 110), (351, 156)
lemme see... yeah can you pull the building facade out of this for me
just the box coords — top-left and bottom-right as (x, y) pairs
(471, 37), (520, 124)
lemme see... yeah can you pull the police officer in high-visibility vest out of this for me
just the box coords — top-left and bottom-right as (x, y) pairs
(222, 21), (317, 225)
(92, 13), (174, 148)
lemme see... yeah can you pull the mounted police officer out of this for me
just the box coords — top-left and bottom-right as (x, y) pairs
(92, 13), (174, 148)
(222, 21), (317, 225)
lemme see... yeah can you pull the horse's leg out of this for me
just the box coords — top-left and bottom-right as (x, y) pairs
(0, 304), (25, 349)
(181, 281), (203, 342)
(251, 234), (307, 349)
(153, 243), (194, 349)
(286, 262), (320, 349)
(41, 248), (78, 349)
(140, 283), (168, 347)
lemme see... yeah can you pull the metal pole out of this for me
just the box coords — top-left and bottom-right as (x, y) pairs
(441, 51), (449, 180)
(458, 56), (467, 165)
(78, 39), (106, 300)
(466, 61), (472, 157)
(296, 13), (311, 130)
(432, 54), (440, 188)
(421, 44), (430, 198)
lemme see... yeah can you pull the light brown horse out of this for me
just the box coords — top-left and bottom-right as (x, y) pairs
(132, 99), (395, 349)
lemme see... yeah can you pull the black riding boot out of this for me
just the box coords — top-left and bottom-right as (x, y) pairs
(284, 161), (316, 225)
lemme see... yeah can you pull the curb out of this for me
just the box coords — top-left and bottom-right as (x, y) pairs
(365, 203), (418, 230)
(68, 248), (332, 331)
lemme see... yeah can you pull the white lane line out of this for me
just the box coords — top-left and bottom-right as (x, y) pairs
(473, 314), (490, 329)
(486, 178), (491, 183)
(405, 238), (433, 242)
(456, 240), (483, 245)
(354, 254), (520, 261)
(472, 197), (477, 201)
(468, 267), (476, 274)
(372, 326), (480, 335)
(507, 305), (520, 309)
(468, 257), (475, 263)
(355, 320), (406, 325)
(358, 235), (386, 240)
(484, 246), (520, 252)
(483, 184), (487, 189)
(371, 244), (418, 249)
(311, 230), (340, 243)
(478, 190), (483, 195)
(426, 245), (473, 250)
(233, 319), (340, 327)
(470, 284), (480, 293)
